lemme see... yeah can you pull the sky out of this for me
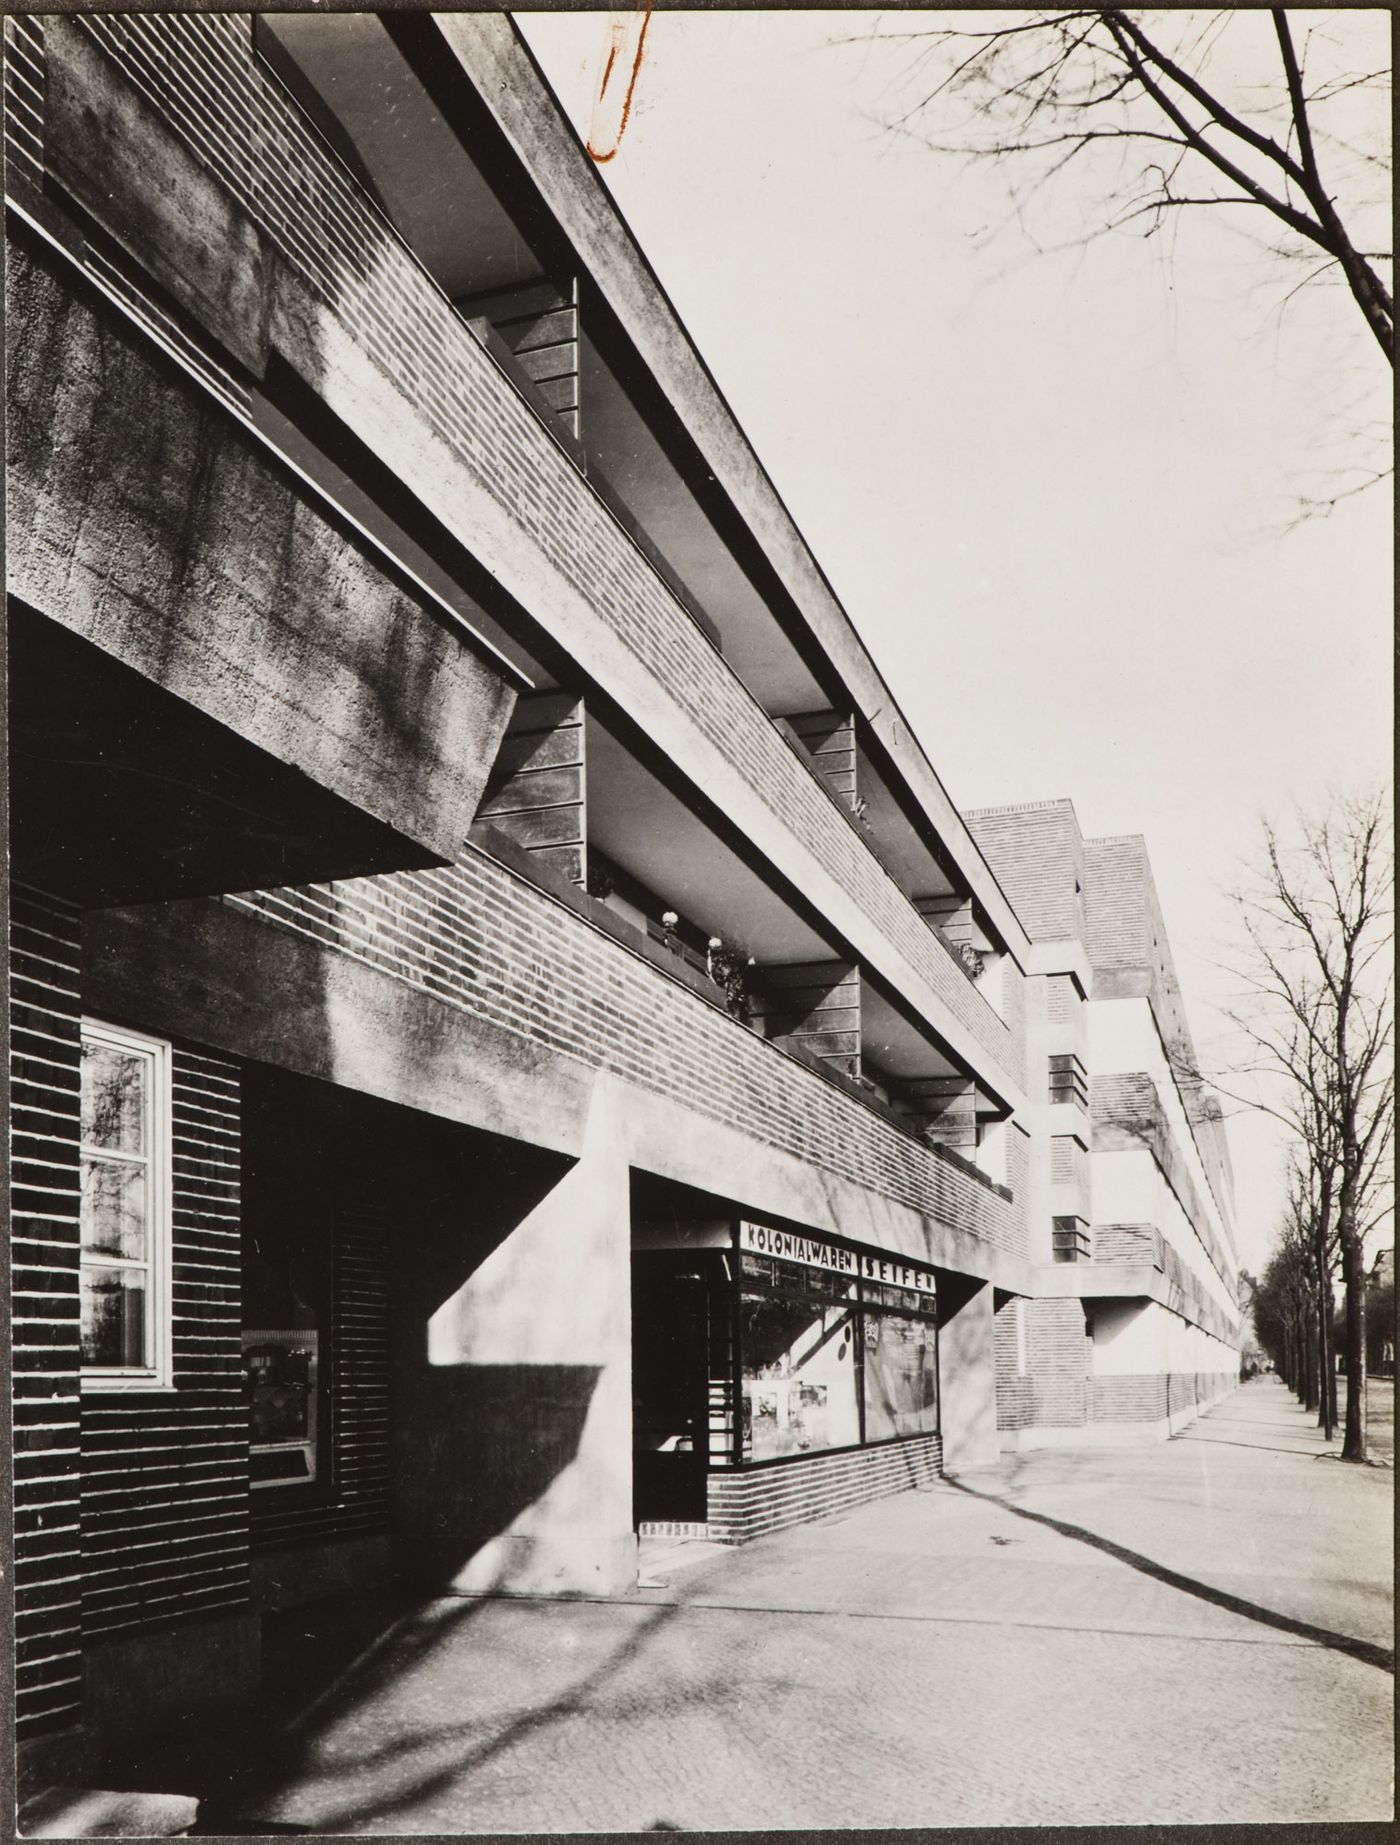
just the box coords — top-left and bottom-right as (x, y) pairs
(518, 8), (1393, 1275)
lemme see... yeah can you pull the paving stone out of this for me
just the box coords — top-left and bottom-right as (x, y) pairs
(209, 1380), (1393, 1832)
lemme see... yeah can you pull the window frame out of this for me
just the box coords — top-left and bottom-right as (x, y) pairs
(79, 1019), (174, 1393)
(735, 1244), (941, 1461)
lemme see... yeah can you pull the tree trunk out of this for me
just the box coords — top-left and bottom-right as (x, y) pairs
(1341, 1220), (1368, 1461)
(1316, 1266), (1336, 1439)
(1325, 1292), (1340, 1431)
(1302, 1302), (1318, 1411)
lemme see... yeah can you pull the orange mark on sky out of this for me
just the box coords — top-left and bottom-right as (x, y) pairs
(587, 10), (652, 164)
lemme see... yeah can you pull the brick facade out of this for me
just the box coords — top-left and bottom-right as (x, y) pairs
(54, 10), (1022, 1097)
(707, 1436), (943, 1543)
(80, 1048), (245, 1643)
(9, 891), (248, 1734)
(1090, 1372), (1236, 1424)
(226, 850), (1026, 1259)
(10, 888), (85, 1736)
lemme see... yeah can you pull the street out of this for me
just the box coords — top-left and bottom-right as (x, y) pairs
(199, 1378), (1393, 1833)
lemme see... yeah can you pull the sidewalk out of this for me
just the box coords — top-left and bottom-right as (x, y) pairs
(200, 1379), (1392, 1832)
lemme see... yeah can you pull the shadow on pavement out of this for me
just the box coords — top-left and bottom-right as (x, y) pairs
(193, 1579), (695, 1836)
(1169, 1436), (1337, 1458)
(940, 1472), (1394, 1675)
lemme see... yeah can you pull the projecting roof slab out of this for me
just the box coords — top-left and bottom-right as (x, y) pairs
(6, 239), (518, 884)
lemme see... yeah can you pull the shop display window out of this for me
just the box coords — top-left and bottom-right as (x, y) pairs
(736, 1237), (939, 1460)
(740, 1285), (862, 1459)
(242, 1219), (326, 1493)
(862, 1311), (938, 1442)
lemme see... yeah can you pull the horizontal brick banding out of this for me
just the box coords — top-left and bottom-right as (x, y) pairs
(251, 1203), (390, 1553)
(1088, 1375), (1165, 1421)
(992, 1297), (1030, 1428)
(996, 1298), (1090, 1430)
(9, 885), (84, 1734)
(58, 11), (1021, 1097)
(965, 802), (1087, 945)
(3, 14), (45, 194)
(226, 846), (1023, 1257)
(1092, 1371), (1238, 1423)
(80, 1047), (248, 1642)
(1167, 1370), (1237, 1416)
(1046, 972), (1084, 1031)
(706, 1435), (942, 1543)
(1095, 1223), (1160, 1265)
(479, 695), (586, 890)
(786, 710), (857, 809)
(1093, 1073), (1235, 1301)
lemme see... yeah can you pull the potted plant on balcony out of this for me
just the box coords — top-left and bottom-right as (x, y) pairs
(706, 936), (754, 1022)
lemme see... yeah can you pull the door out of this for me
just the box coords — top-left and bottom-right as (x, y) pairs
(631, 1255), (711, 1522)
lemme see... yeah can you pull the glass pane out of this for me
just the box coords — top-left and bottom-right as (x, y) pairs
(81, 1158), (148, 1260)
(81, 1041), (147, 1155)
(741, 1290), (861, 1459)
(741, 1252), (854, 1302)
(244, 1339), (316, 1446)
(81, 1265), (148, 1368)
(863, 1312), (939, 1442)
(866, 1281), (936, 1316)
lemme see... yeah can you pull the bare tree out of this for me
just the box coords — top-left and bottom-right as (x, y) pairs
(1222, 791), (1393, 1461)
(1286, 1144), (1338, 1434)
(872, 10), (1391, 352)
(1248, 1215), (1318, 1401)
(863, 11), (1392, 514)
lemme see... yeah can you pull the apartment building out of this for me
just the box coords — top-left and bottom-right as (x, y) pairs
(967, 802), (1242, 1444)
(4, 11), (1240, 1779)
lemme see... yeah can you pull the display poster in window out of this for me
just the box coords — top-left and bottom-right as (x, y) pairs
(243, 1329), (318, 1485)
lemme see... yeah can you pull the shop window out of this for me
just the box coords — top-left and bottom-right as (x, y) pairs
(737, 1243), (939, 1458)
(740, 1277), (862, 1459)
(862, 1306), (939, 1442)
(79, 1021), (173, 1389)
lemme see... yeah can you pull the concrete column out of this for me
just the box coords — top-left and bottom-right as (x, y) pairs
(751, 960), (861, 1078)
(420, 1074), (635, 1596)
(785, 710), (858, 811)
(902, 1075), (977, 1154)
(938, 1276), (999, 1469)
(476, 691), (587, 888)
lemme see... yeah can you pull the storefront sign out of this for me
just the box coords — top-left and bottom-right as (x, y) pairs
(739, 1222), (936, 1298)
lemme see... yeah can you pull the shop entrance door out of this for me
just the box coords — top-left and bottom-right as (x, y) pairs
(631, 1256), (710, 1523)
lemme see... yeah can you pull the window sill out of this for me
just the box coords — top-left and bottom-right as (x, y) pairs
(80, 1375), (177, 1396)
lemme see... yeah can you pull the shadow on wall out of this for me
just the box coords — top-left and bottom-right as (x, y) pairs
(244, 1071), (611, 1598)
(392, 1362), (603, 1584)
(391, 1078), (633, 1597)
(937, 1271), (998, 1466)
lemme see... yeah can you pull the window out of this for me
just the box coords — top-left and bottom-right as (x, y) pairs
(243, 1329), (320, 1486)
(79, 1021), (173, 1389)
(737, 1244), (939, 1458)
(862, 1301), (939, 1441)
(740, 1277), (863, 1459)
